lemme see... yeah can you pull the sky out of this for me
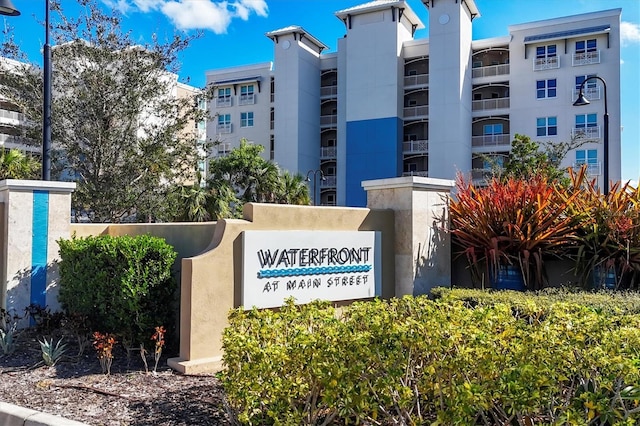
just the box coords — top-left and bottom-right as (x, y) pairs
(2, 0), (639, 181)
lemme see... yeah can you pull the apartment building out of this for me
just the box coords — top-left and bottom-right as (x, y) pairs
(0, 57), (38, 155)
(205, 0), (621, 207)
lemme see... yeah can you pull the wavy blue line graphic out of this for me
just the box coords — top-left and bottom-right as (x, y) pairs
(258, 264), (372, 279)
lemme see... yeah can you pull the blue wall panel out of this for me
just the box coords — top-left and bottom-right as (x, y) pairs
(345, 117), (402, 207)
(31, 190), (49, 309)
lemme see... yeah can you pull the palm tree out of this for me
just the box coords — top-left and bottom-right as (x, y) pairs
(0, 148), (40, 180)
(276, 171), (311, 205)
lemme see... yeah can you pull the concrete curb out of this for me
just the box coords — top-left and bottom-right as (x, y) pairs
(0, 401), (88, 426)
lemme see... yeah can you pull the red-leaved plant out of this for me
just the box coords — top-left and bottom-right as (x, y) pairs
(93, 331), (117, 375)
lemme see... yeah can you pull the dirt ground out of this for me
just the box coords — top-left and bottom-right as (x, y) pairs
(0, 328), (233, 426)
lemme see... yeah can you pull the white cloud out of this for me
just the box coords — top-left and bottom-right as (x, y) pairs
(105, 0), (269, 33)
(621, 21), (640, 46)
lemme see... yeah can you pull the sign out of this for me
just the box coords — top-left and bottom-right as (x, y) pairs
(242, 230), (381, 309)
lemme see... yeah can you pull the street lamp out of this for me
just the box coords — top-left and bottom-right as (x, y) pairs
(306, 169), (325, 205)
(573, 75), (608, 195)
(0, 0), (52, 181)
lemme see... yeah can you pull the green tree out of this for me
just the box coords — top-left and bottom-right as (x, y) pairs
(0, 0), (210, 223)
(0, 148), (40, 180)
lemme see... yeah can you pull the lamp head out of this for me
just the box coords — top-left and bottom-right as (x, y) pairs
(0, 0), (20, 16)
(573, 92), (591, 107)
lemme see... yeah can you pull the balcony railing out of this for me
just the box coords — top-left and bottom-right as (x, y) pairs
(402, 171), (429, 177)
(472, 64), (510, 78)
(572, 51), (600, 66)
(321, 176), (337, 188)
(239, 93), (255, 105)
(574, 161), (602, 176)
(403, 105), (429, 118)
(404, 73), (429, 87)
(321, 146), (337, 159)
(571, 126), (601, 140)
(216, 143), (231, 157)
(472, 98), (510, 111)
(321, 85), (337, 97)
(0, 109), (25, 122)
(320, 115), (337, 126)
(216, 123), (232, 134)
(471, 134), (511, 147)
(533, 56), (560, 71)
(216, 97), (232, 108)
(571, 86), (601, 101)
(403, 140), (428, 154)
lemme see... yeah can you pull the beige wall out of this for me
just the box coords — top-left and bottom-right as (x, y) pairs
(168, 202), (395, 374)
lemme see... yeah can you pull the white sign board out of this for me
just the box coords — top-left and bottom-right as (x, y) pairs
(242, 230), (381, 309)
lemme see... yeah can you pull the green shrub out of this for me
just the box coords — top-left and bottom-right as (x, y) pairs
(222, 294), (640, 425)
(58, 234), (177, 349)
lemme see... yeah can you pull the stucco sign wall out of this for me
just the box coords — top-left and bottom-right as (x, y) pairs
(242, 230), (381, 309)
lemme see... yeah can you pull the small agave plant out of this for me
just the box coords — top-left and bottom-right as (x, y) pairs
(39, 337), (67, 367)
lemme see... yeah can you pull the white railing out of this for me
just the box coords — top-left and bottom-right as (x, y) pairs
(574, 161), (602, 176)
(471, 134), (511, 147)
(533, 56), (560, 71)
(403, 105), (429, 118)
(216, 123), (232, 134)
(320, 115), (337, 126)
(321, 85), (337, 97)
(216, 97), (232, 107)
(402, 171), (429, 177)
(571, 126), (601, 140)
(321, 146), (337, 159)
(216, 143), (231, 157)
(404, 74), (429, 86)
(403, 140), (428, 153)
(0, 109), (25, 121)
(571, 86), (601, 101)
(239, 93), (255, 105)
(321, 176), (337, 188)
(472, 98), (510, 111)
(572, 51), (600, 66)
(472, 64), (510, 78)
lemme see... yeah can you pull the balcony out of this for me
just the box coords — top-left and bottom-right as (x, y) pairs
(239, 93), (255, 106)
(402, 171), (428, 177)
(472, 64), (510, 78)
(472, 134), (510, 147)
(0, 109), (25, 123)
(320, 114), (337, 127)
(572, 51), (600, 66)
(321, 175), (337, 188)
(403, 105), (429, 118)
(571, 126), (601, 140)
(216, 123), (232, 134)
(533, 56), (560, 71)
(321, 85), (337, 97)
(216, 97), (232, 108)
(571, 86), (601, 101)
(472, 98), (510, 111)
(574, 161), (602, 176)
(403, 140), (428, 154)
(321, 146), (337, 159)
(404, 74), (429, 87)
(216, 143), (231, 157)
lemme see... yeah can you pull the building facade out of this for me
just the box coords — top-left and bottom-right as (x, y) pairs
(205, 0), (622, 207)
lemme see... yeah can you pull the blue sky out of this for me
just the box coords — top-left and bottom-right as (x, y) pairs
(2, 0), (639, 181)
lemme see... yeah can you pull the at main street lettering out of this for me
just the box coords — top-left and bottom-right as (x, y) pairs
(257, 247), (372, 268)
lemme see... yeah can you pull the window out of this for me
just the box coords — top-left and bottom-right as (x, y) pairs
(536, 79), (557, 99)
(473, 93), (482, 101)
(576, 149), (597, 165)
(326, 166), (336, 176)
(575, 74), (597, 90)
(536, 117), (557, 137)
(326, 193), (336, 205)
(536, 44), (557, 58)
(483, 154), (504, 170)
(404, 163), (418, 173)
(241, 112), (254, 127)
(218, 88), (230, 99)
(483, 123), (503, 135)
(575, 113), (597, 129)
(576, 39), (597, 54)
(240, 84), (254, 96)
(472, 60), (483, 68)
(218, 114), (230, 125)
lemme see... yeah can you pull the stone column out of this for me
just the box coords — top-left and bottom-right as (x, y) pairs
(362, 176), (454, 297)
(0, 180), (75, 322)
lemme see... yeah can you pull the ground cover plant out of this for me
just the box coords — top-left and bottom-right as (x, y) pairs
(223, 294), (640, 425)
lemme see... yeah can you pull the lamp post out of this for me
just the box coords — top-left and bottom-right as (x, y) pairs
(0, 0), (52, 181)
(306, 169), (325, 205)
(573, 76), (608, 195)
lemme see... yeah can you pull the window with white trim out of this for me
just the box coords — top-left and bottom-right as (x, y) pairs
(483, 123), (503, 135)
(240, 112), (254, 127)
(576, 149), (598, 171)
(575, 113), (597, 130)
(536, 79), (557, 99)
(536, 117), (557, 137)
(218, 88), (231, 99)
(240, 84), (254, 96)
(575, 74), (597, 90)
(575, 39), (597, 54)
(536, 44), (557, 58)
(218, 114), (231, 125)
